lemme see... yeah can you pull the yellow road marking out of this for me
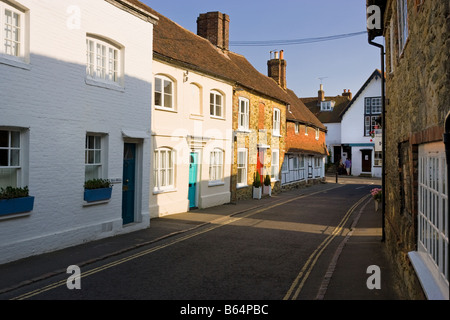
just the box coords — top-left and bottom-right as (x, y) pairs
(12, 184), (344, 300)
(283, 194), (371, 300)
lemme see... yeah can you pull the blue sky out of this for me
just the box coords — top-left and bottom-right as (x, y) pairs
(142, 0), (382, 98)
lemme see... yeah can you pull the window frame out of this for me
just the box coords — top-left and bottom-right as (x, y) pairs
(153, 147), (175, 192)
(273, 108), (281, 136)
(315, 128), (320, 140)
(0, 1), (29, 66)
(271, 149), (279, 181)
(397, 0), (409, 54)
(154, 75), (175, 111)
(210, 90), (224, 119)
(86, 35), (123, 86)
(236, 148), (248, 188)
(0, 129), (21, 188)
(238, 97), (250, 131)
(364, 97), (382, 136)
(209, 148), (224, 185)
(85, 133), (108, 182)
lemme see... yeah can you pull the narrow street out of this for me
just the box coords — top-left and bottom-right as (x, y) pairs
(0, 177), (400, 304)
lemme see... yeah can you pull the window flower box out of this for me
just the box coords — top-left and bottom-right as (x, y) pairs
(84, 179), (112, 202)
(0, 186), (34, 216)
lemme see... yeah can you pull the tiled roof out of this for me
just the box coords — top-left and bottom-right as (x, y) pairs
(147, 5), (326, 129)
(302, 95), (351, 124)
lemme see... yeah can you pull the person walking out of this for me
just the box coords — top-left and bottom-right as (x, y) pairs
(345, 158), (352, 176)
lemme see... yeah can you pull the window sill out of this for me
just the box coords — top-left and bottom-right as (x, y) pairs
(153, 188), (177, 195)
(83, 199), (110, 207)
(236, 129), (251, 134)
(408, 251), (449, 300)
(272, 133), (282, 138)
(210, 116), (226, 121)
(209, 181), (225, 187)
(236, 184), (249, 189)
(155, 106), (177, 113)
(85, 78), (124, 92)
(0, 56), (31, 70)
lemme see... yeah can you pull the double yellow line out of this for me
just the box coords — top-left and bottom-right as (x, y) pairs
(12, 185), (344, 300)
(283, 193), (371, 300)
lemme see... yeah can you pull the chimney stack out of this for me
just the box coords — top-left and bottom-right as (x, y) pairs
(342, 89), (352, 100)
(318, 84), (325, 102)
(197, 12), (230, 51)
(267, 50), (287, 90)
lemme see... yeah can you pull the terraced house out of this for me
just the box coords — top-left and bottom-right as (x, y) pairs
(0, 0), (157, 264)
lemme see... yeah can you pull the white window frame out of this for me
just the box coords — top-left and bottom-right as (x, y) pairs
(0, 129), (21, 188)
(305, 125), (308, 136)
(364, 97), (382, 136)
(85, 134), (108, 181)
(209, 148), (224, 185)
(374, 151), (382, 167)
(0, 1), (28, 66)
(154, 148), (175, 192)
(413, 142), (448, 299)
(397, 0), (409, 54)
(86, 35), (122, 86)
(238, 98), (250, 131)
(237, 148), (248, 188)
(210, 90), (223, 118)
(271, 149), (279, 181)
(315, 128), (320, 140)
(154, 75), (175, 111)
(273, 108), (281, 136)
(295, 122), (299, 134)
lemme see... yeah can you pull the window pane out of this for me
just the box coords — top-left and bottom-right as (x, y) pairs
(155, 78), (162, 93)
(164, 93), (172, 109)
(0, 131), (8, 147)
(155, 92), (162, 107)
(0, 150), (8, 166)
(164, 80), (172, 95)
(10, 149), (19, 166)
(0, 168), (17, 188)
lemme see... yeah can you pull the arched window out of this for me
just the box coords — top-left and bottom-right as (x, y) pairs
(86, 35), (122, 84)
(154, 75), (174, 110)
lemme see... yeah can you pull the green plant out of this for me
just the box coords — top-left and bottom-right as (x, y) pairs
(0, 186), (29, 200)
(264, 174), (271, 186)
(253, 172), (261, 188)
(84, 179), (112, 190)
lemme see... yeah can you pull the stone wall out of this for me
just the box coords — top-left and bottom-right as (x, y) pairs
(383, 0), (449, 299)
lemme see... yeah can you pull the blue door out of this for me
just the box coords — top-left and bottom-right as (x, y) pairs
(122, 143), (136, 225)
(188, 152), (198, 209)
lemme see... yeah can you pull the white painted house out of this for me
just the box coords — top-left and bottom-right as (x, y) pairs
(340, 70), (383, 178)
(0, 0), (157, 264)
(149, 10), (233, 217)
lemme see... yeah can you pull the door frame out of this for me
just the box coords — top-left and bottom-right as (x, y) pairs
(361, 149), (373, 173)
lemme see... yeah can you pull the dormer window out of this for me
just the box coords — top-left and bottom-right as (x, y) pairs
(320, 101), (335, 111)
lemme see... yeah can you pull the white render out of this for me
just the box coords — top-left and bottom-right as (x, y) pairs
(151, 60), (233, 218)
(340, 71), (382, 178)
(0, 0), (156, 264)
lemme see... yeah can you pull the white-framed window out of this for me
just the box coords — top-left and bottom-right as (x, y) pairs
(389, 18), (395, 73)
(416, 142), (448, 297)
(374, 151), (382, 167)
(315, 128), (320, 140)
(154, 75), (174, 110)
(295, 122), (299, 134)
(271, 149), (279, 181)
(273, 108), (281, 136)
(238, 97), (249, 131)
(397, 0), (409, 54)
(320, 101), (335, 111)
(210, 90), (223, 118)
(281, 155), (289, 174)
(0, 129), (21, 188)
(0, 1), (27, 62)
(85, 134), (108, 181)
(237, 148), (248, 187)
(86, 36), (122, 85)
(154, 148), (175, 191)
(209, 148), (224, 183)
(365, 97), (382, 136)
(305, 125), (308, 136)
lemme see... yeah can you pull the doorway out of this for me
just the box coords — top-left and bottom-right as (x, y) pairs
(188, 152), (199, 209)
(361, 149), (372, 173)
(122, 143), (136, 225)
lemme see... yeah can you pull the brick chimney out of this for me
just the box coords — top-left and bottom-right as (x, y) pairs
(197, 12), (230, 51)
(267, 50), (287, 90)
(342, 89), (352, 100)
(318, 84), (325, 102)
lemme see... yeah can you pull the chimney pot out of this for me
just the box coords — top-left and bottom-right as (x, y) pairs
(267, 49), (287, 90)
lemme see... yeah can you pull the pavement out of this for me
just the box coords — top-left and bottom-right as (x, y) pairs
(0, 174), (407, 301)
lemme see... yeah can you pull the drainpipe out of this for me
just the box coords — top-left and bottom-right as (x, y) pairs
(368, 39), (386, 242)
(444, 112), (450, 276)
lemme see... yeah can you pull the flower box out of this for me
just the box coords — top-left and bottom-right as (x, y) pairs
(84, 187), (112, 202)
(253, 187), (262, 200)
(263, 185), (272, 197)
(0, 196), (35, 216)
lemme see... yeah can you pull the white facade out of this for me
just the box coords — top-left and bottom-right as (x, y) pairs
(0, 0), (157, 264)
(340, 71), (383, 178)
(150, 60), (233, 218)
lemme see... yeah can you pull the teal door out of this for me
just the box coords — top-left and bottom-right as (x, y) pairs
(188, 152), (198, 209)
(122, 143), (136, 225)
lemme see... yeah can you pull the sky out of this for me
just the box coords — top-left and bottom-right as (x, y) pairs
(141, 0), (383, 98)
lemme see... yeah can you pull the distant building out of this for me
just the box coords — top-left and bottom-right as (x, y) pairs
(368, 0), (449, 299)
(0, 0), (157, 264)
